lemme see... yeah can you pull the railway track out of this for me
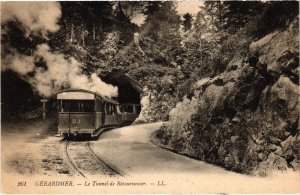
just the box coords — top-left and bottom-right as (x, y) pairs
(86, 142), (123, 176)
(65, 141), (87, 178)
(64, 140), (122, 178)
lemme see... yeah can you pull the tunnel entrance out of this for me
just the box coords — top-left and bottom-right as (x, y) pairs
(100, 69), (142, 105)
(1, 71), (59, 121)
(99, 70), (143, 125)
(1, 71), (41, 120)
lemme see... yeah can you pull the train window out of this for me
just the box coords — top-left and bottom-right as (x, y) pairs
(60, 100), (94, 112)
(104, 103), (109, 115)
(112, 104), (116, 115)
(103, 103), (118, 115)
(109, 104), (113, 115)
(95, 99), (103, 112)
(123, 105), (133, 113)
(117, 105), (122, 114)
(110, 104), (115, 115)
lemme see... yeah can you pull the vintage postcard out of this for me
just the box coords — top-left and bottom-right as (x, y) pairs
(1, 1), (300, 194)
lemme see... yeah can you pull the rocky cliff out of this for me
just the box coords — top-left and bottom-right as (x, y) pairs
(152, 17), (299, 176)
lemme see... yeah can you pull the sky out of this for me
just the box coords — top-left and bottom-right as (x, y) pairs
(176, 1), (204, 15)
(131, 1), (204, 26)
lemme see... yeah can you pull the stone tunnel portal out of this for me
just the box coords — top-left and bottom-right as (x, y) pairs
(100, 70), (142, 114)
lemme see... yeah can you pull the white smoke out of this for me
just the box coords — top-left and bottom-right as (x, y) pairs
(89, 73), (119, 97)
(3, 44), (118, 97)
(1, 2), (61, 37)
(1, 2), (118, 98)
(2, 50), (35, 74)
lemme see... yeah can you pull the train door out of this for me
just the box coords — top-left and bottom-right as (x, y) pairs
(58, 100), (70, 132)
(94, 98), (104, 129)
(104, 102), (119, 126)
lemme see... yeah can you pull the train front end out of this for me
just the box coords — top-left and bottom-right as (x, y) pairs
(57, 90), (96, 138)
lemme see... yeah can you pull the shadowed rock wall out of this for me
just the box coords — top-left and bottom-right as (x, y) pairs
(152, 17), (299, 176)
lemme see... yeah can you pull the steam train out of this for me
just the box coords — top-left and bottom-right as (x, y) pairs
(56, 89), (140, 138)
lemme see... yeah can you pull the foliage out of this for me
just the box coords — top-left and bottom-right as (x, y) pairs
(255, 1), (299, 38)
(140, 2), (182, 67)
(143, 1), (162, 17)
(2, 1), (298, 121)
(182, 13), (193, 32)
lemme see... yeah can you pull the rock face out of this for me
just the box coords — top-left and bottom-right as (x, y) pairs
(135, 86), (180, 123)
(132, 69), (185, 123)
(152, 17), (299, 176)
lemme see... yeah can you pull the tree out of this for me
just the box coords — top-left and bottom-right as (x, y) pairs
(86, 1), (114, 41)
(180, 2), (229, 78)
(143, 2), (162, 18)
(113, 2), (140, 46)
(141, 1), (182, 67)
(222, 1), (263, 34)
(58, 2), (114, 45)
(255, 1), (298, 37)
(182, 13), (193, 31)
(203, 1), (228, 31)
(115, 2), (144, 20)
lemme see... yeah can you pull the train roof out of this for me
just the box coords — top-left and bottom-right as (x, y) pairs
(56, 88), (119, 104)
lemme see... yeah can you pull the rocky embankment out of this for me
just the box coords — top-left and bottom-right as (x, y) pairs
(152, 17), (299, 176)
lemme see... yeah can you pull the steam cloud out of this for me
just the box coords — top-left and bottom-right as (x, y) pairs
(1, 2), (61, 37)
(2, 44), (118, 98)
(1, 2), (118, 98)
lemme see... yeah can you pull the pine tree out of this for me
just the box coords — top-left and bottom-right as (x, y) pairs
(182, 13), (193, 31)
(58, 2), (114, 45)
(141, 2), (182, 66)
(113, 2), (139, 46)
(143, 2), (162, 19)
(222, 1), (263, 34)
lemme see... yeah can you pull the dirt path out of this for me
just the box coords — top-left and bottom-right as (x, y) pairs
(1, 120), (74, 177)
(90, 122), (300, 193)
(90, 122), (230, 174)
(1, 121), (300, 193)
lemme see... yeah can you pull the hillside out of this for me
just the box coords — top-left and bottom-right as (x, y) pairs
(152, 16), (299, 176)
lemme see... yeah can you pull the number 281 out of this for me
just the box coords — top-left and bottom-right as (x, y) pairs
(17, 181), (26, 186)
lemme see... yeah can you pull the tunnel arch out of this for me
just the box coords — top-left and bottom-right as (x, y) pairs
(100, 70), (142, 105)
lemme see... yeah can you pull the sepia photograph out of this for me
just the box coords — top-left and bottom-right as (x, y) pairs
(1, 0), (300, 194)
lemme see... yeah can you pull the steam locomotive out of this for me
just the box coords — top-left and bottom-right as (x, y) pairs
(56, 89), (140, 138)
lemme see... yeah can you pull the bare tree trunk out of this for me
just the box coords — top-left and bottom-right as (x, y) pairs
(81, 19), (85, 46)
(217, 2), (223, 45)
(70, 23), (74, 43)
(218, 2), (222, 28)
(200, 31), (203, 66)
(134, 32), (145, 56)
(93, 22), (96, 41)
(99, 17), (103, 39)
